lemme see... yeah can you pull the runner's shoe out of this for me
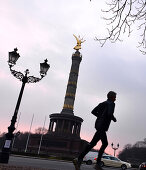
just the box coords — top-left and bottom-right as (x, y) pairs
(73, 158), (82, 170)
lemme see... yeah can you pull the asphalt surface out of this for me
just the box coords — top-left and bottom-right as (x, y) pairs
(2, 155), (137, 170)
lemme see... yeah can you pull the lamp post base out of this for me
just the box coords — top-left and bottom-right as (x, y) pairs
(0, 133), (13, 164)
(0, 151), (10, 163)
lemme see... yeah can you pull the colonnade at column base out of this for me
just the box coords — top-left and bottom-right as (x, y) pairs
(48, 113), (83, 138)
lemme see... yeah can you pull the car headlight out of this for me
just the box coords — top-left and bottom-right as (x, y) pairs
(128, 163), (131, 167)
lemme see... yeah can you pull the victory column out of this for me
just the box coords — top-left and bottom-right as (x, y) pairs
(29, 35), (87, 157)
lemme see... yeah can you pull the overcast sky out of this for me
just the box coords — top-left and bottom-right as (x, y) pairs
(0, 0), (146, 156)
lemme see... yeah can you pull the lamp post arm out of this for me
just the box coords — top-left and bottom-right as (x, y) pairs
(10, 67), (24, 82)
(27, 76), (42, 83)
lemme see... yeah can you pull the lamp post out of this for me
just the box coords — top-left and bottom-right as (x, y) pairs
(111, 143), (119, 157)
(0, 48), (50, 163)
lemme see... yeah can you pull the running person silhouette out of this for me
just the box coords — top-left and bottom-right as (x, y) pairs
(73, 91), (117, 170)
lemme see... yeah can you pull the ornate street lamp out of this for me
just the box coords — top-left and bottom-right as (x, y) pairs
(111, 143), (119, 157)
(0, 48), (50, 163)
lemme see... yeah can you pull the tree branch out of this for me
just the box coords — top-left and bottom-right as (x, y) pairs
(96, 0), (146, 54)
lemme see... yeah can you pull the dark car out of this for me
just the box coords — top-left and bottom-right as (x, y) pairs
(139, 162), (146, 170)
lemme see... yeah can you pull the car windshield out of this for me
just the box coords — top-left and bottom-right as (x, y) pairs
(102, 156), (110, 160)
(110, 157), (120, 161)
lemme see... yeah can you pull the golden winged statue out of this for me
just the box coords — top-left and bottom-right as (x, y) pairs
(73, 34), (86, 50)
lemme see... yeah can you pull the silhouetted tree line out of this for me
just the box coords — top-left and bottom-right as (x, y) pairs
(118, 138), (146, 165)
(0, 127), (48, 152)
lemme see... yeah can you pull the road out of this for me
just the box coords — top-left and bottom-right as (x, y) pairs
(8, 155), (136, 170)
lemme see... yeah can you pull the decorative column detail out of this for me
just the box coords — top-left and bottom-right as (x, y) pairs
(48, 122), (52, 131)
(73, 123), (77, 135)
(55, 120), (59, 132)
(78, 124), (81, 136)
(50, 121), (54, 132)
(68, 122), (71, 133)
(76, 124), (81, 136)
(61, 51), (82, 115)
(61, 120), (65, 132)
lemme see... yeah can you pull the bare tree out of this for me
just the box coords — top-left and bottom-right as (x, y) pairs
(35, 127), (48, 134)
(95, 0), (146, 54)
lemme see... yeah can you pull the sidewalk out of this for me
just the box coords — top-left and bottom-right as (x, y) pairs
(0, 164), (53, 170)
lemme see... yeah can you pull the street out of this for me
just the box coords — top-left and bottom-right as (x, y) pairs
(8, 155), (137, 170)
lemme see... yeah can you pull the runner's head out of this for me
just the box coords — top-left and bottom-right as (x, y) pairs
(107, 91), (117, 102)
